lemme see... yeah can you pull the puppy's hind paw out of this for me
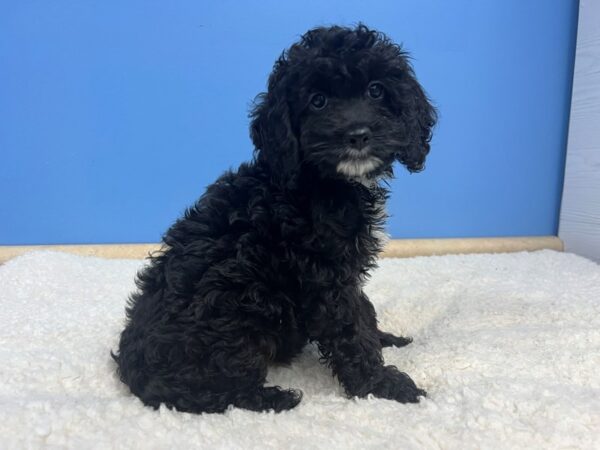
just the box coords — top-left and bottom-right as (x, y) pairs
(235, 386), (303, 413)
(267, 387), (303, 412)
(370, 366), (426, 404)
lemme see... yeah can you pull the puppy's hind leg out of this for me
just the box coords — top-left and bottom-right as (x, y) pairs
(205, 347), (303, 413)
(140, 348), (302, 414)
(159, 382), (302, 414)
(232, 386), (303, 412)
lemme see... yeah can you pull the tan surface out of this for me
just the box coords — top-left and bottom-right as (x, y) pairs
(0, 243), (163, 263)
(0, 237), (563, 264)
(380, 236), (563, 258)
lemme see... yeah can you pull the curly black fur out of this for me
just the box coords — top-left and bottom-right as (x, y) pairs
(112, 24), (436, 414)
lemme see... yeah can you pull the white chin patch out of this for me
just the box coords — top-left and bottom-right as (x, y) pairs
(336, 157), (383, 178)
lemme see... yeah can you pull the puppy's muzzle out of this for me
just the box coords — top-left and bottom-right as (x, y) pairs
(345, 127), (372, 151)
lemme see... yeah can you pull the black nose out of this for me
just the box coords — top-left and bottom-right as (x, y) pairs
(346, 127), (372, 150)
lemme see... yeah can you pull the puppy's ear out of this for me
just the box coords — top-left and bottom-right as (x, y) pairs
(395, 67), (437, 173)
(250, 66), (300, 186)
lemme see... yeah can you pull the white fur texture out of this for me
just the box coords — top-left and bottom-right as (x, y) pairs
(1, 250), (599, 449)
(336, 156), (382, 177)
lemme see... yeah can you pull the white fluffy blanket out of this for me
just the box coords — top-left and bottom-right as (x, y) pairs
(1, 250), (599, 449)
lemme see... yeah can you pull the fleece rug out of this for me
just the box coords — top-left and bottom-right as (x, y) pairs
(0, 250), (599, 449)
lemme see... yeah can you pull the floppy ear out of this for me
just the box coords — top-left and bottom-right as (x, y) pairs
(250, 66), (300, 186)
(395, 68), (437, 173)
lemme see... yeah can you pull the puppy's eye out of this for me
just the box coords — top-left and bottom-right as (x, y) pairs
(309, 93), (327, 110)
(367, 82), (384, 99)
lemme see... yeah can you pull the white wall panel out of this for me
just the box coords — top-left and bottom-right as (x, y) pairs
(560, 0), (600, 262)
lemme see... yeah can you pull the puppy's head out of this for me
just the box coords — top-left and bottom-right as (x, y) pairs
(250, 24), (436, 184)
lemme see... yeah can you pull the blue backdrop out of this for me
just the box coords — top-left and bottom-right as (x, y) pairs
(0, 0), (578, 245)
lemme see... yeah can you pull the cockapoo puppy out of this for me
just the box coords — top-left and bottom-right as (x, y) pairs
(113, 24), (436, 414)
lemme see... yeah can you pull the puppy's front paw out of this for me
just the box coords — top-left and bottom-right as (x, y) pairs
(370, 366), (426, 403)
(378, 331), (413, 348)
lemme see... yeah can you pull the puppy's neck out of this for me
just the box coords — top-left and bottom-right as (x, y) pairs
(349, 176), (378, 189)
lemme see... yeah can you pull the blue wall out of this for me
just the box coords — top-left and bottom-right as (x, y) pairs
(0, 1), (578, 245)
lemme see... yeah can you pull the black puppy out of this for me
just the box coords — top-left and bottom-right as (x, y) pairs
(113, 24), (436, 414)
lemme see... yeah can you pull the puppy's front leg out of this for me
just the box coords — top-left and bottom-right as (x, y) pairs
(377, 330), (413, 348)
(310, 287), (425, 403)
(357, 292), (414, 348)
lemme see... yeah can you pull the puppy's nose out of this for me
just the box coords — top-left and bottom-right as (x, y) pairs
(346, 127), (372, 150)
